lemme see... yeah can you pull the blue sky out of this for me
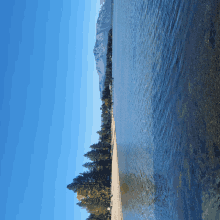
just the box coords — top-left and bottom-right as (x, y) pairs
(0, 0), (103, 219)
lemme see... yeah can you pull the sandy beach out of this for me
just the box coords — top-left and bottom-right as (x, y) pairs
(111, 108), (123, 220)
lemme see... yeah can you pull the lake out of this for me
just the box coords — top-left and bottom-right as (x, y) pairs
(112, 0), (220, 219)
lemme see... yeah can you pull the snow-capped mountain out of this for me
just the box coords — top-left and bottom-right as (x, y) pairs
(93, 0), (113, 99)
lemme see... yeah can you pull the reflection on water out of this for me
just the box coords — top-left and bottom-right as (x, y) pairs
(120, 172), (156, 208)
(112, 0), (220, 219)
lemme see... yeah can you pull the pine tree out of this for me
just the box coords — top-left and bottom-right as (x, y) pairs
(84, 149), (110, 162)
(82, 159), (111, 171)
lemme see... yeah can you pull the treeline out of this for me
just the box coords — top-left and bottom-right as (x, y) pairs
(67, 28), (113, 220)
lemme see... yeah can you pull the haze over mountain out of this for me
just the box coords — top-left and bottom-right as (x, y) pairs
(93, 0), (112, 99)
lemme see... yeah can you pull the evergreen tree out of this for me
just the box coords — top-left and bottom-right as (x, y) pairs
(84, 149), (110, 162)
(82, 159), (111, 171)
(77, 195), (110, 216)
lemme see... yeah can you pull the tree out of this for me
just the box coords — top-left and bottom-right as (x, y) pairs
(84, 149), (110, 162)
(82, 159), (111, 171)
(77, 195), (110, 216)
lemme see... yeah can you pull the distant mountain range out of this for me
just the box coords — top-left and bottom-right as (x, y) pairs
(93, 0), (113, 99)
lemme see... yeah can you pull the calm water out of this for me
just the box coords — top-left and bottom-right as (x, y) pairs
(112, 0), (220, 219)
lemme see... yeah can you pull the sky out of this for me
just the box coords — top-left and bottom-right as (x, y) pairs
(0, 0), (103, 219)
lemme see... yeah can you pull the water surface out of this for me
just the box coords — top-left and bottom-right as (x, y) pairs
(112, 0), (220, 219)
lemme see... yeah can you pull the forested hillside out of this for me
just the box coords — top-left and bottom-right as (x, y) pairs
(67, 28), (113, 220)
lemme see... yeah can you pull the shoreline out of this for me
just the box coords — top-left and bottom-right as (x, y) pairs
(110, 107), (123, 220)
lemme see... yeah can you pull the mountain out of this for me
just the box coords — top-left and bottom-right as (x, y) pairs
(93, 0), (113, 99)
